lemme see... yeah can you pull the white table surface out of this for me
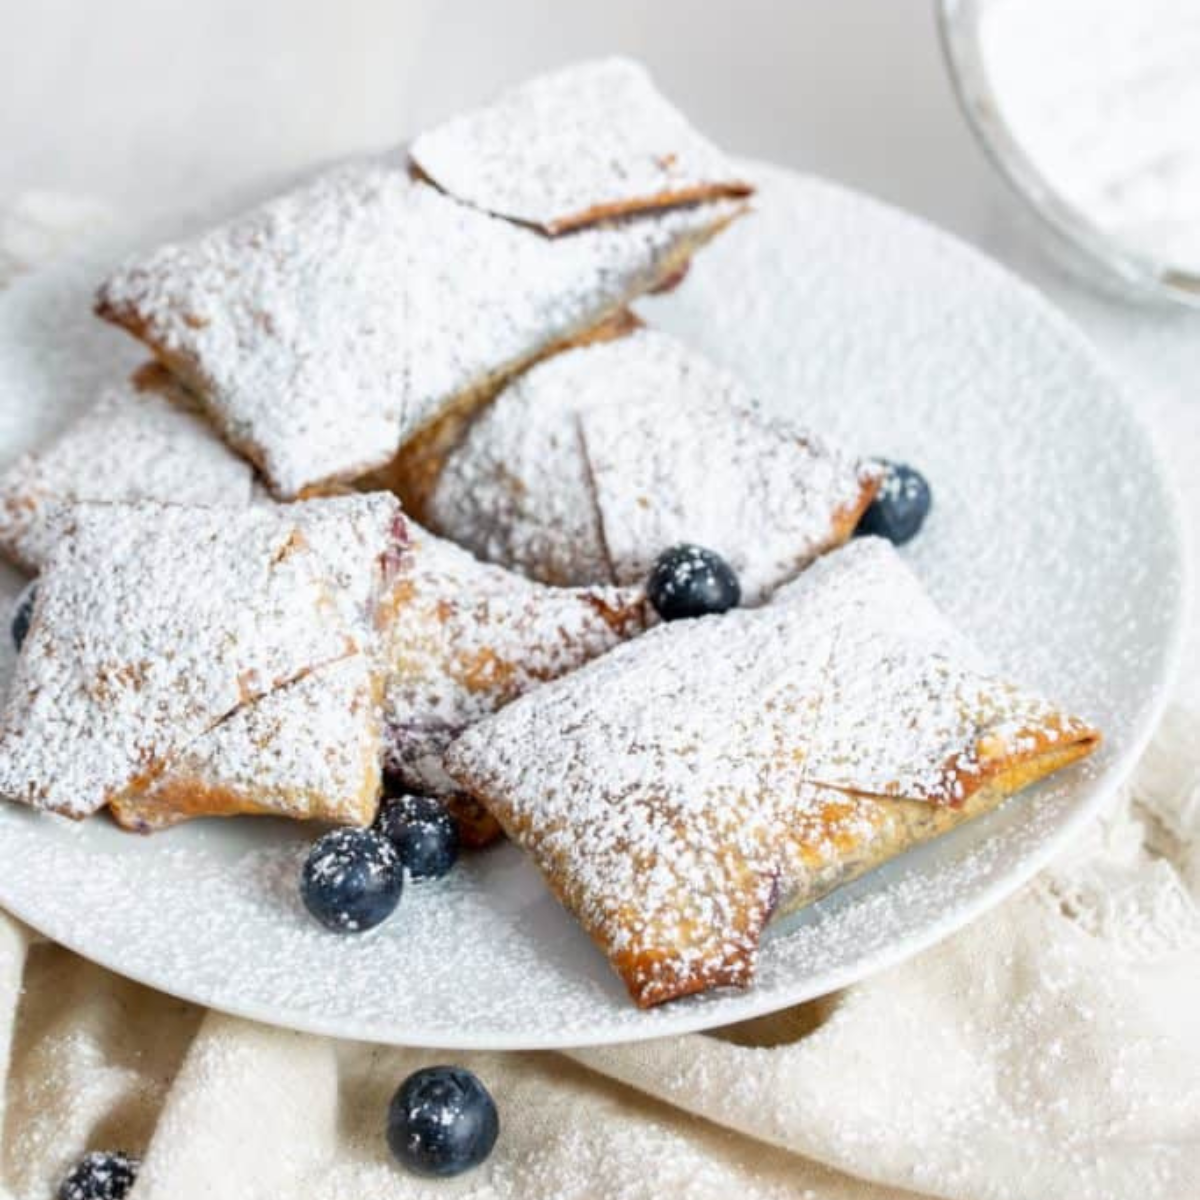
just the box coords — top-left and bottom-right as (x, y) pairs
(2, 0), (1196, 697)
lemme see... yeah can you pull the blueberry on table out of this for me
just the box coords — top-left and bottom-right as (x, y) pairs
(58, 1151), (139, 1200)
(377, 794), (459, 881)
(647, 544), (741, 621)
(856, 461), (931, 545)
(301, 827), (403, 933)
(387, 1066), (499, 1177)
(10, 581), (37, 651)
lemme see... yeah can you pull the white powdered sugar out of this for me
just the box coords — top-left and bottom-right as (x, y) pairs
(288, 491), (409, 642)
(425, 338), (614, 588)
(0, 493), (403, 819)
(97, 158), (744, 498)
(113, 654), (382, 832)
(107, 493), (409, 831)
(411, 57), (752, 233)
(428, 328), (879, 601)
(383, 523), (649, 807)
(979, 0), (1200, 274)
(0, 364), (258, 573)
(447, 539), (1098, 1005)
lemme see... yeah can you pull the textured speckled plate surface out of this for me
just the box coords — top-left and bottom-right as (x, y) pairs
(0, 163), (1185, 1048)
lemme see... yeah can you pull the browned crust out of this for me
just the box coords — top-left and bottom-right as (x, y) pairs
(646, 260), (690, 295)
(537, 181), (755, 236)
(107, 697), (384, 834)
(101, 618), (397, 833)
(0, 494), (46, 576)
(634, 726), (1101, 1008)
(450, 721), (1100, 1008)
(383, 559), (650, 851)
(410, 160), (754, 236)
(443, 793), (503, 849)
(438, 590), (651, 706)
(805, 719), (1102, 813)
(109, 777), (300, 833)
(831, 474), (883, 545)
(108, 768), (380, 833)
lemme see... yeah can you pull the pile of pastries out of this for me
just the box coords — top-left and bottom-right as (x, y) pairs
(0, 58), (1099, 1008)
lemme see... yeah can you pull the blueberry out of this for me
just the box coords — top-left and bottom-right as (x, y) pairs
(377, 794), (458, 881)
(58, 1151), (139, 1200)
(10, 581), (37, 651)
(646, 545), (741, 621)
(857, 461), (931, 545)
(300, 827), (402, 933)
(387, 1066), (499, 1177)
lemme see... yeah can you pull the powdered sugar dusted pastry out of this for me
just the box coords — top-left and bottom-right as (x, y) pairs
(369, 307), (644, 523)
(385, 524), (650, 846)
(0, 493), (404, 822)
(425, 328), (881, 600)
(0, 364), (258, 573)
(446, 538), (1100, 1007)
(109, 654), (382, 832)
(411, 57), (753, 234)
(96, 157), (744, 499)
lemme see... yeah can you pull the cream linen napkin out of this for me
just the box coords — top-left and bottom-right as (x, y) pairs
(0, 196), (1197, 1200)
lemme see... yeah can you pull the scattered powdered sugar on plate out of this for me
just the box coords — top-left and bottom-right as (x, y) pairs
(0, 162), (1183, 1047)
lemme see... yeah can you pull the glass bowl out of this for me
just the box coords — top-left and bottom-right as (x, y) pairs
(937, 0), (1200, 309)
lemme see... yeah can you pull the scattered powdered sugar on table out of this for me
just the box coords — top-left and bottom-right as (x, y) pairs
(430, 327), (877, 602)
(0, 163), (1182, 1045)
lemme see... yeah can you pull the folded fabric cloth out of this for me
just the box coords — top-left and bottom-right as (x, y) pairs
(1, 194), (1197, 1200)
(0, 705), (1195, 1200)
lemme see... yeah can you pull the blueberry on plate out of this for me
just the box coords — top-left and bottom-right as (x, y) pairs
(10, 581), (37, 651)
(58, 1151), (139, 1200)
(647, 544), (741, 621)
(387, 1065), (499, 1177)
(377, 794), (459, 881)
(856, 461), (931, 545)
(300, 827), (403, 933)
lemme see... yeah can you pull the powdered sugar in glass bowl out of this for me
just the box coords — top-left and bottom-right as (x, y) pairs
(939, 0), (1200, 309)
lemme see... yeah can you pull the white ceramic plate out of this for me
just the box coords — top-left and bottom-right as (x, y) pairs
(0, 164), (1185, 1049)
